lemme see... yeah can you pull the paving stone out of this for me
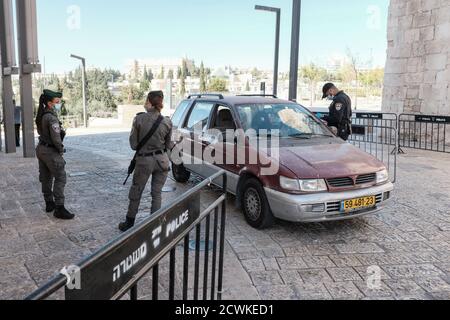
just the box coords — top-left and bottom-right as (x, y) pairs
(241, 259), (266, 273)
(303, 256), (336, 268)
(327, 268), (363, 282)
(293, 283), (332, 300)
(324, 282), (364, 300)
(329, 255), (363, 267)
(384, 279), (427, 296)
(276, 257), (308, 270)
(298, 269), (333, 284)
(354, 280), (394, 298)
(382, 264), (445, 279)
(256, 285), (298, 300)
(278, 270), (304, 285)
(416, 277), (450, 293)
(262, 258), (280, 271)
(249, 271), (284, 286)
(335, 243), (385, 254)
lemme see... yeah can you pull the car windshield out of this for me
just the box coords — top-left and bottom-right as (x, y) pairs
(237, 103), (332, 138)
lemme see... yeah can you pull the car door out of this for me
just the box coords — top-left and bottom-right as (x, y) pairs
(181, 101), (215, 178)
(204, 104), (241, 194)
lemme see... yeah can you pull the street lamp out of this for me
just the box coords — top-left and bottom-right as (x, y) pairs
(70, 54), (88, 128)
(255, 5), (281, 97)
(289, 0), (302, 102)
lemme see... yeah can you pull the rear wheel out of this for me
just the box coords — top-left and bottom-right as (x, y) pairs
(240, 178), (275, 229)
(172, 163), (191, 183)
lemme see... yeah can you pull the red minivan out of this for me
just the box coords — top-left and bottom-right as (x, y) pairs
(170, 94), (394, 229)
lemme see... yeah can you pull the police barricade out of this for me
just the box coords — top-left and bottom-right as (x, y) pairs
(350, 112), (397, 183)
(311, 109), (397, 183)
(398, 114), (450, 154)
(26, 170), (228, 301)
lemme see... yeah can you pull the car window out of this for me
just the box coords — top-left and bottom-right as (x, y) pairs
(172, 101), (191, 128)
(185, 102), (215, 131)
(237, 104), (330, 137)
(211, 106), (236, 131)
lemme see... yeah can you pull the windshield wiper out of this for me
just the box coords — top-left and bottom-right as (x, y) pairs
(288, 133), (334, 139)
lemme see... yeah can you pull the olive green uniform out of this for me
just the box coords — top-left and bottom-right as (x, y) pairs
(36, 110), (67, 206)
(127, 108), (173, 218)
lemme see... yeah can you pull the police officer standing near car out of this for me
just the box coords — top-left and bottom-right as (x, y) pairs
(321, 83), (353, 141)
(35, 89), (74, 220)
(119, 91), (173, 232)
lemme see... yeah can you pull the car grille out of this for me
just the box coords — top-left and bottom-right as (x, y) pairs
(327, 177), (354, 188)
(327, 173), (377, 188)
(356, 173), (376, 185)
(326, 194), (383, 213)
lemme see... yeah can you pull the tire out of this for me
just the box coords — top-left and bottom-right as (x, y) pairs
(240, 178), (275, 229)
(172, 163), (191, 183)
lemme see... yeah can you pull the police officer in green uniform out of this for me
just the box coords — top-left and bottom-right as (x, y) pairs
(119, 91), (173, 232)
(35, 90), (74, 220)
(322, 83), (353, 141)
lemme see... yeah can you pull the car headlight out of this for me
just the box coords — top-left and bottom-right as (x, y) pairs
(299, 179), (328, 192)
(280, 177), (328, 192)
(376, 169), (389, 184)
(280, 176), (300, 191)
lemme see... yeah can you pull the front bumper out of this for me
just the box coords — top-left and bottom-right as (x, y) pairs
(265, 182), (394, 223)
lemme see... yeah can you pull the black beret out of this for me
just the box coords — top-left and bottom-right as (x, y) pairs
(322, 83), (335, 99)
(43, 89), (63, 99)
(147, 91), (164, 100)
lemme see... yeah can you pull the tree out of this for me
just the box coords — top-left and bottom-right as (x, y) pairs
(199, 61), (207, 93)
(300, 63), (327, 106)
(143, 66), (149, 82)
(346, 48), (362, 109)
(168, 69), (174, 80)
(208, 78), (228, 92)
(148, 69), (154, 82)
(176, 66), (182, 79)
(159, 66), (165, 80)
(133, 60), (141, 80)
(179, 76), (186, 96)
(245, 80), (250, 92)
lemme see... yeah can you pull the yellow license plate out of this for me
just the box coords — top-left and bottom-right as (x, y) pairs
(341, 196), (376, 212)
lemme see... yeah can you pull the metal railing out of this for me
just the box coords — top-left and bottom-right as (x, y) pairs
(398, 114), (450, 154)
(26, 170), (228, 301)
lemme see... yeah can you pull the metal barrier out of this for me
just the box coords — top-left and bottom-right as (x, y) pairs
(312, 110), (398, 183)
(398, 114), (450, 154)
(25, 170), (228, 301)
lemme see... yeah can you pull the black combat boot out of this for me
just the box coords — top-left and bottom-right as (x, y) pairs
(119, 217), (136, 232)
(54, 206), (75, 220)
(45, 201), (56, 213)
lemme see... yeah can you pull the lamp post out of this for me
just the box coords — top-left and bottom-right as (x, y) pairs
(289, 0), (302, 102)
(70, 54), (88, 128)
(255, 5), (280, 97)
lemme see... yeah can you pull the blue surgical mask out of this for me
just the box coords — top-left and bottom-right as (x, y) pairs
(54, 103), (62, 112)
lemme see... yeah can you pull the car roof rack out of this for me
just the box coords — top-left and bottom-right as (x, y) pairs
(237, 94), (278, 98)
(188, 93), (224, 100)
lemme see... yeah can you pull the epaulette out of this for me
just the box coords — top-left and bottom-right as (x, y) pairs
(136, 112), (145, 116)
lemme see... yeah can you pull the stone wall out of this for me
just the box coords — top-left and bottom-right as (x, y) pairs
(383, 0), (450, 115)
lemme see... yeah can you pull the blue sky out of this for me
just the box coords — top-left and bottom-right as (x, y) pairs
(35, 0), (390, 74)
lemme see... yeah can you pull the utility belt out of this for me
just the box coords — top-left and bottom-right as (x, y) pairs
(39, 140), (56, 149)
(137, 149), (167, 157)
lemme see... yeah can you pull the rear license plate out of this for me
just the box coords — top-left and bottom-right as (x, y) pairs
(341, 196), (376, 212)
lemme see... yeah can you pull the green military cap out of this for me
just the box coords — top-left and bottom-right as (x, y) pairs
(43, 89), (63, 99)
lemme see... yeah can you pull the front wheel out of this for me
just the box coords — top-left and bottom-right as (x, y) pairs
(172, 163), (191, 183)
(240, 178), (275, 229)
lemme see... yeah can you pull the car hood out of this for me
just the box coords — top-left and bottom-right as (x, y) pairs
(275, 142), (385, 179)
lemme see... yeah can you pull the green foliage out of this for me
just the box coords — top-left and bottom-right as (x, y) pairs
(208, 78), (228, 92)
(300, 63), (327, 83)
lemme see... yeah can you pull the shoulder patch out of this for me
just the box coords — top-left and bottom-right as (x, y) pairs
(335, 103), (344, 111)
(52, 123), (61, 133)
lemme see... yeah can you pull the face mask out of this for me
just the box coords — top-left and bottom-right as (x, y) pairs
(327, 95), (333, 101)
(54, 103), (62, 112)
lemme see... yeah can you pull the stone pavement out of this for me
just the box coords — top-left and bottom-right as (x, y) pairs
(1, 129), (450, 300)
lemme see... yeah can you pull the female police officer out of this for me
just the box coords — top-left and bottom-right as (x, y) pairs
(35, 89), (75, 220)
